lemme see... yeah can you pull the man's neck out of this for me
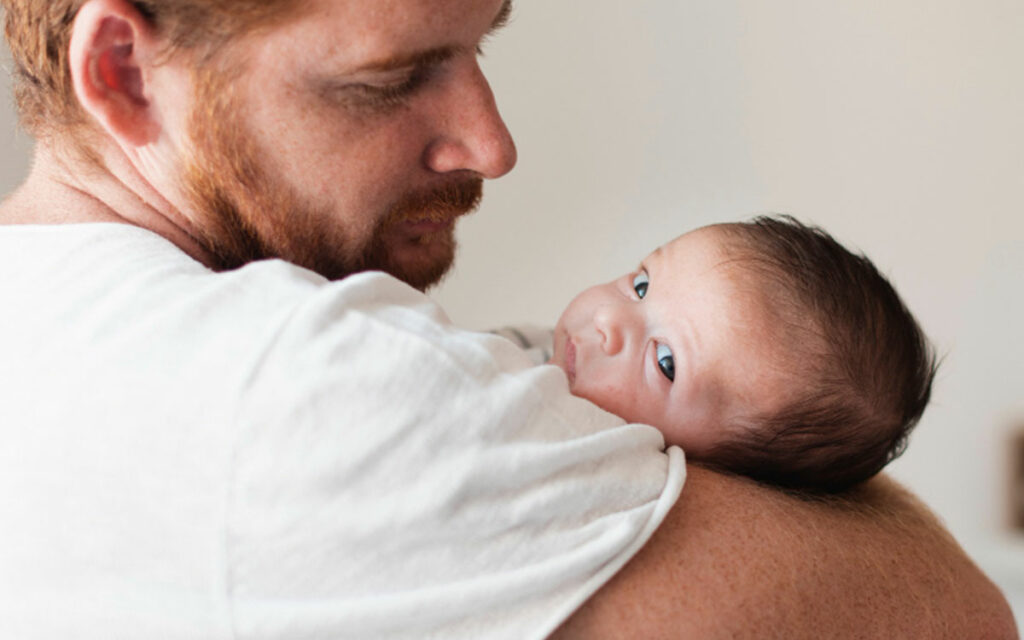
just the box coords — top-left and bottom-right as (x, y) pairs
(0, 144), (217, 268)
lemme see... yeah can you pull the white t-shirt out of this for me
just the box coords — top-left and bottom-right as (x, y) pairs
(0, 224), (685, 640)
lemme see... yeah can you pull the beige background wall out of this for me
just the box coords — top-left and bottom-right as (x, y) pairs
(0, 47), (31, 196)
(3, 0), (1022, 615)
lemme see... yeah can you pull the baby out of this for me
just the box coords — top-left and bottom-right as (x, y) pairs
(543, 216), (937, 493)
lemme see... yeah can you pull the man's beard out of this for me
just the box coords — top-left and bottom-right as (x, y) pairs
(180, 67), (482, 291)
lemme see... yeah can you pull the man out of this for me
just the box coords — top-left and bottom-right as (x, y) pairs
(0, 0), (1014, 637)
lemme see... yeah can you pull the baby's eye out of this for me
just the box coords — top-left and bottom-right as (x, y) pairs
(656, 343), (675, 382)
(632, 270), (649, 299)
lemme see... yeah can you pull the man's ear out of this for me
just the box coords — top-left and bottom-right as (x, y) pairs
(69, 0), (161, 147)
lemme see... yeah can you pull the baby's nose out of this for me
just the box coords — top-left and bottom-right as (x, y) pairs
(594, 306), (625, 356)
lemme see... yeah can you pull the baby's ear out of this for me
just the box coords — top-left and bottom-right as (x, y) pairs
(69, 0), (161, 147)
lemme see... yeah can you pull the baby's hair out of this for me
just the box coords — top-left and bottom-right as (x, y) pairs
(706, 215), (938, 493)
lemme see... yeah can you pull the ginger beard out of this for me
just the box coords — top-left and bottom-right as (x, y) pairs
(181, 66), (482, 291)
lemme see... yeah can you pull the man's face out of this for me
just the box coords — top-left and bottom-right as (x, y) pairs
(181, 0), (517, 289)
(549, 227), (793, 455)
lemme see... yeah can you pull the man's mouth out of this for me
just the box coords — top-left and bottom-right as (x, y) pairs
(400, 216), (457, 235)
(382, 179), (483, 243)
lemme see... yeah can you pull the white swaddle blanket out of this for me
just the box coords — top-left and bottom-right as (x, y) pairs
(0, 224), (685, 639)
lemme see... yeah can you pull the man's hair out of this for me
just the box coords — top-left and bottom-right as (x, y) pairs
(707, 215), (938, 493)
(1, 0), (293, 138)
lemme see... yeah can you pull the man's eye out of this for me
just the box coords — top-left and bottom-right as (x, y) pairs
(656, 343), (675, 382)
(632, 270), (649, 299)
(341, 68), (431, 111)
(351, 79), (416, 105)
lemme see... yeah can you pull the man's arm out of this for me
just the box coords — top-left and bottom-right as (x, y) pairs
(553, 466), (1017, 639)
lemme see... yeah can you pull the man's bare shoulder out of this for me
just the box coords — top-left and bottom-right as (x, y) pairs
(553, 466), (1017, 640)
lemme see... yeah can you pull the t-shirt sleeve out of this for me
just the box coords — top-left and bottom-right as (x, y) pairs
(226, 271), (686, 640)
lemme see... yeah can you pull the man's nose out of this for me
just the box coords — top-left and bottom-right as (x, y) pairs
(423, 64), (517, 179)
(594, 305), (628, 356)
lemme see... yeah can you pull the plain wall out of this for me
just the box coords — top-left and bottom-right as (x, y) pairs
(0, 46), (31, 195)
(2, 0), (1022, 613)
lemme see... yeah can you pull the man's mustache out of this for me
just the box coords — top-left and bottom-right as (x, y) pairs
(385, 178), (484, 225)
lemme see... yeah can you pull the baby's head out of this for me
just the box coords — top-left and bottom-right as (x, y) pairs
(551, 216), (938, 492)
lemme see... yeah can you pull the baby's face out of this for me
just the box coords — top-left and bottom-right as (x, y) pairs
(550, 226), (789, 454)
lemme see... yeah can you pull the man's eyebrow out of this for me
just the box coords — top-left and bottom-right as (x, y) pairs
(352, 46), (460, 74)
(348, 1), (513, 74)
(489, 0), (514, 35)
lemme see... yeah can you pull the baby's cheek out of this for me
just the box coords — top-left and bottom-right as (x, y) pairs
(656, 422), (688, 448)
(581, 379), (643, 423)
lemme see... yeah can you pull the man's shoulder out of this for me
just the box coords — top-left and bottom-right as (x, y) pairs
(554, 467), (1018, 639)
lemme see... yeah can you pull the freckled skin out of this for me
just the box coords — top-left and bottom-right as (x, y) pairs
(173, 0), (516, 287)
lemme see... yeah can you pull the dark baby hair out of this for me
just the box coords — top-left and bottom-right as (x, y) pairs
(705, 215), (938, 493)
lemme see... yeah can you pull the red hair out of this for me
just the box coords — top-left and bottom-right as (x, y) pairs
(2, 0), (294, 139)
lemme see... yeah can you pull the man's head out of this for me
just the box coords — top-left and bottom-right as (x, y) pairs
(550, 217), (937, 493)
(2, 0), (517, 289)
